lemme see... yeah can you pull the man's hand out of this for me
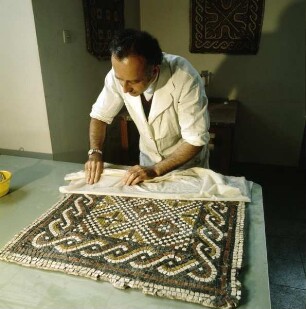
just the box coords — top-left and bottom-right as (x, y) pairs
(85, 154), (104, 184)
(122, 165), (158, 186)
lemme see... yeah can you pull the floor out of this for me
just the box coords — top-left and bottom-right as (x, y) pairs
(232, 163), (306, 309)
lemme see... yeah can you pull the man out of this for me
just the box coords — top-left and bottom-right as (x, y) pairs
(85, 29), (210, 185)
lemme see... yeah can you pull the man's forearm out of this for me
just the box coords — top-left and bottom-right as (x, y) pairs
(89, 118), (107, 150)
(153, 142), (203, 176)
(85, 118), (107, 184)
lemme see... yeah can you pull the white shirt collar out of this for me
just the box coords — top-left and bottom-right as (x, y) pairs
(143, 72), (159, 100)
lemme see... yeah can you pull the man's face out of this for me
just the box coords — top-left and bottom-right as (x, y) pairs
(111, 55), (158, 97)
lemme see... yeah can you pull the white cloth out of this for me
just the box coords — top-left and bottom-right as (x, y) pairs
(59, 166), (252, 202)
(90, 53), (210, 167)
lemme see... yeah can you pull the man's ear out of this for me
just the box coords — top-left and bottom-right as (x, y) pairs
(152, 65), (160, 76)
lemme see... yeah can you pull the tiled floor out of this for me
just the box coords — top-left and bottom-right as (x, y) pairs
(232, 163), (306, 309)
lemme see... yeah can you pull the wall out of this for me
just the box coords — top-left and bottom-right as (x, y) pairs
(1, 0), (303, 166)
(140, 0), (305, 166)
(32, 0), (140, 163)
(0, 0), (52, 156)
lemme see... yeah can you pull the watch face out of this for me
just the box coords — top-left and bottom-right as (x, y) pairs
(88, 149), (94, 155)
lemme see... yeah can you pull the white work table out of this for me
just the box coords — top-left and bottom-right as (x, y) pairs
(0, 155), (271, 309)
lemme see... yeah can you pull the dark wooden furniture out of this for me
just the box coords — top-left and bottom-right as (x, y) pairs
(115, 99), (238, 175)
(208, 100), (238, 174)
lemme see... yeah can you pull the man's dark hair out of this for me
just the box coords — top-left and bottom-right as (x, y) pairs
(109, 29), (163, 66)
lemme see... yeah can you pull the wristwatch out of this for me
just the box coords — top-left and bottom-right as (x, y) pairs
(88, 149), (103, 156)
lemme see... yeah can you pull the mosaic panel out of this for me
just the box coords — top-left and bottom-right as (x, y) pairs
(190, 0), (265, 54)
(0, 194), (245, 308)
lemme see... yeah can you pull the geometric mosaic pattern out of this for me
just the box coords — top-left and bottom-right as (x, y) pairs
(0, 194), (246, 308)
(190, 0), (265, 54)
(83, 0), (124, 60)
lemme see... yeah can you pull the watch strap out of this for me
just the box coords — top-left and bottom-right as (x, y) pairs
(88, 148), (103, 156)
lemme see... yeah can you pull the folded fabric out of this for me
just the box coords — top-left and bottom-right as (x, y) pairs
(60, 165), (252, 202)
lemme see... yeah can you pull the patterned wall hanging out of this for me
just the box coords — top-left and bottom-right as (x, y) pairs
(190, 0), (265, 54)
(83, 0), (125, 60)
(0, 193), (246, 308)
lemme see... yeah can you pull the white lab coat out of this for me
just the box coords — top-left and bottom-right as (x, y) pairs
(90, 53), (210, 167)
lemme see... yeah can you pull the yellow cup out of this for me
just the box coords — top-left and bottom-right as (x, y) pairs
(0, 171), (12, 197)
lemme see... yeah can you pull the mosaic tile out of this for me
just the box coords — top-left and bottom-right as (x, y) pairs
(0, 194), (246, 308)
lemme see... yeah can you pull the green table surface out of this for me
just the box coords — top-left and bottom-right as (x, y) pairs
(0, 155), (271, 309)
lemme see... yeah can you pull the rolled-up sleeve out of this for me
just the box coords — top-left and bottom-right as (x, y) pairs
(178, 75), (210, 146)
(90, 70), (124, 124)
